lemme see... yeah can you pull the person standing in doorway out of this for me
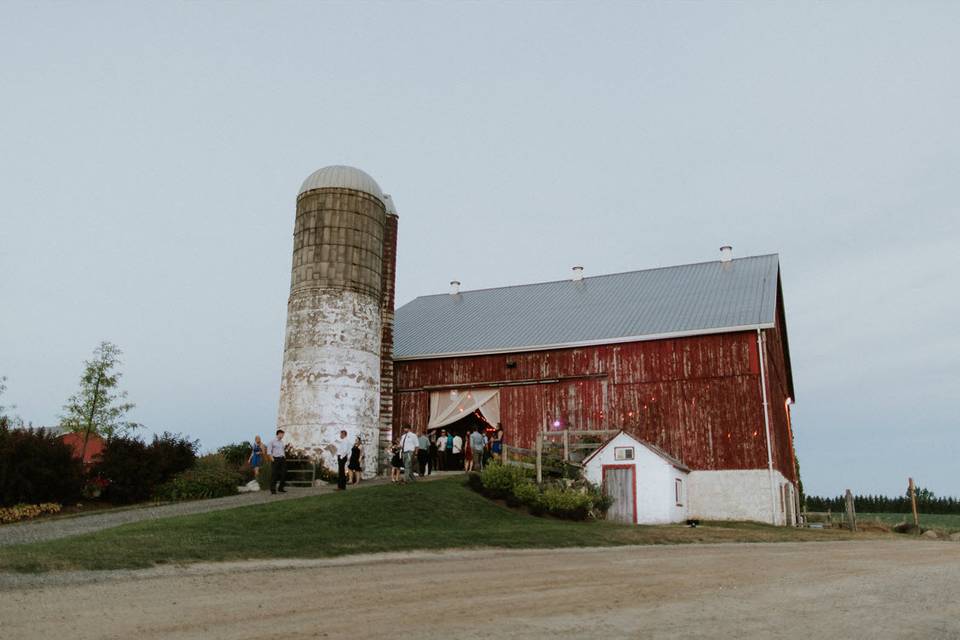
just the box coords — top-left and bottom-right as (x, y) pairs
(400, 424), (419, 483)
(429, 431), (439, 473)
(267, 429), (286, 494)
(464, 430), (473, 472)
(334, 429), (351, 491)
(418, 430), (431, 476)
(470, 426), (486, 471)
(437, 429), (448, 471)
(452, 431), (463, 471)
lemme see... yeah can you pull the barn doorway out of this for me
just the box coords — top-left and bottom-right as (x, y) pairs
(602, 465), (637, 524)
(430, 409), (492, 471)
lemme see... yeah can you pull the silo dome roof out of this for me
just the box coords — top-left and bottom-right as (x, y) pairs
(382, 194), (398, 215)
(298, 165), (384, 200)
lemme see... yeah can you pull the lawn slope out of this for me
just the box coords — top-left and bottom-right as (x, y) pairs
(0, 478), (869, 572)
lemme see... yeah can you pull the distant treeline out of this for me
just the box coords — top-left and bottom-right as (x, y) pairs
(806, 488), (960, 515)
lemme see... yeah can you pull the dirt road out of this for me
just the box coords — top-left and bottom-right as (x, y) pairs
(4, 540), (958, 639)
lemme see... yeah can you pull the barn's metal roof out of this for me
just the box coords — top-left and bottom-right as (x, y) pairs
(394, 254), (781, 360)
(298, 165), (384, 200)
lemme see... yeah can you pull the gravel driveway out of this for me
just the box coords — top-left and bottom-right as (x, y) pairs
(2, 540), (958, 639)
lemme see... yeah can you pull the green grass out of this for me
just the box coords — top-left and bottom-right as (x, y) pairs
(0, 478), (871, 573)
(856, 512), (960, 532)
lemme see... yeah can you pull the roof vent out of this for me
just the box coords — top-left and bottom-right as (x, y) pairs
(572, 266), (584, 282)
(449, 280), (461, 295)
(719, 246), (733, 263)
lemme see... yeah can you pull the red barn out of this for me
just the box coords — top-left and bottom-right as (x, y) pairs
(60, 431), (106, 465)
(392, 251), (799, 525)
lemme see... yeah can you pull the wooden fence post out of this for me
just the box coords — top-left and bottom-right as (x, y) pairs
(908, 477), (919, 527)
(844, 489), (857, 532)
(562, 430), (569, 462)
(535, 434), (543, 484)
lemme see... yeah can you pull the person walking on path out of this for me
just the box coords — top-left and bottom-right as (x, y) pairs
(470, 427), (486, 472)
(248, 435), (266, 478)
(452, 432), (463, 471)
(418, 431), (431, 476)
(267, 430), (287, 494)
(348, 437), (364, 484)
(400, 424), (419, 483)
(333, 429), (351, 490)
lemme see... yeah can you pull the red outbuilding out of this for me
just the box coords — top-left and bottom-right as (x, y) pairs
(60, 431), (106, 465)
(391, 250), (799, 525)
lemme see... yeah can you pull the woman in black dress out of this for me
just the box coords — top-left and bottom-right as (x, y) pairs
(390, 440), (402, 483)
(348, 437), (364, 484)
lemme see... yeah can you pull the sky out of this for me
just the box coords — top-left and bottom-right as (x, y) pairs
(1, 2), (957, 498)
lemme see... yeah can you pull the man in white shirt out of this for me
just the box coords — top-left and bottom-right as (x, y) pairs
(399, 424), (420, 483)
(452, 433), (463, 471)
(333, 429), (351, 491)
(266, 429), (287, 494)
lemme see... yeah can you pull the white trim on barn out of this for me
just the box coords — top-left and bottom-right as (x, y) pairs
(582, 431), (690, 525)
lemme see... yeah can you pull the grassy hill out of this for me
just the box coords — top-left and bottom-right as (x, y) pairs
(0, 478), (871, 573)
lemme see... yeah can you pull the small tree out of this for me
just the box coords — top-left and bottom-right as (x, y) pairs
(60, 342), (139, 461)
(0, 376), (21, 428)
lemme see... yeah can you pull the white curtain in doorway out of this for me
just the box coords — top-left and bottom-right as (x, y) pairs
(428, 387), (500, 429)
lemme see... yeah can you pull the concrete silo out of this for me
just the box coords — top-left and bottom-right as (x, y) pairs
(277, 165), (393, 476)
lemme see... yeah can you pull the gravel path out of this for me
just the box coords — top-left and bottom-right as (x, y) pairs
(0, 477), (408, 547)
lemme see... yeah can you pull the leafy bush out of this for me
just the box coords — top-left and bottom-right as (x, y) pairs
(0, 502), (61, 524)
(541, 485), (594, 520)
(153, 454), (241, 502)
(93, 437), (156, 504)
(471, 462), (610, 521)
(479, 462), (533, 499)
(150, 432), (198, 479)
(0, 424), (84, 506)
(92, 433), (199, 504)
(217, 441), (252, 468)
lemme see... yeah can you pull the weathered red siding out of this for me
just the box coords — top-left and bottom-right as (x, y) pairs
(394, 325), (796, 477)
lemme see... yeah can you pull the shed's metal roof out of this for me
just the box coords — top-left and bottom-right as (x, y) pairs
(298, 165), (384, 200)
(394, 254), (780, 359)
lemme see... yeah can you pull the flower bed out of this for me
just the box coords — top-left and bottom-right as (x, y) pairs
(0, 502), (61, 524)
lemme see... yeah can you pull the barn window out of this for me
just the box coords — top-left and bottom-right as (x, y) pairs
(614, 446), (634, 461)
(675, 478), (683, 506)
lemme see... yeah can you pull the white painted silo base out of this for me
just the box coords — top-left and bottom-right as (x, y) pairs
(277, 289), (381, 477)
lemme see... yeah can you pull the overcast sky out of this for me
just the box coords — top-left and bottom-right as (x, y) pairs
(1, 2), (957, 497)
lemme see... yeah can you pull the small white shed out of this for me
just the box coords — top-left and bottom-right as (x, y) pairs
(582, 431), (690, 525)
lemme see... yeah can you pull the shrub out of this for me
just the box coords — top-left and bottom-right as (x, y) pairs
(93, 437), (157, 504)
(150, 432), (198, 479)
(0, 424), (83, 506)
(153, 454), (241, 502)
(92, 433), (199, 504)
(512, 481), (541, 509)
(479, 462), (532, 499)
(540, 485), (594, 520)
(218, 441), (252, 468)
(0, 502), (61, 524)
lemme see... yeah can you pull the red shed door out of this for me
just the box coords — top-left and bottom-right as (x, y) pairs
(603, 465), (636, 524)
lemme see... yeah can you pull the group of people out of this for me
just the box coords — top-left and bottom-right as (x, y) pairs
(246, 423), (506, 492)
(389, 423), (504, 483)
(247, 428), (365, 494)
